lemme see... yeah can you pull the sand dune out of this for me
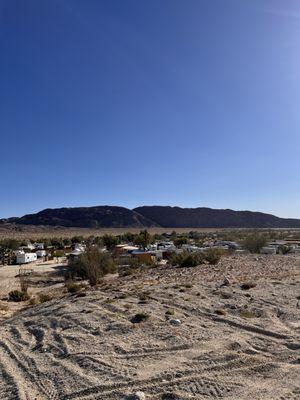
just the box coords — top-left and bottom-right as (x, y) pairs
(0, 254), (299, 399)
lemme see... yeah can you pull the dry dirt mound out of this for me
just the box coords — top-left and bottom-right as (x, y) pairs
(0, 254), (299, 399)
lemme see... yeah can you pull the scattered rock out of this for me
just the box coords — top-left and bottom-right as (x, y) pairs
(133, 391), (146, 400)
(220, 277), (231, 287)
(226, 303), (237, 310)
(169, 319), (181, 326)
(161, 393), (183, 399)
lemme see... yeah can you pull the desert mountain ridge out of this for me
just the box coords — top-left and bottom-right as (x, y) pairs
(1, 205), (300, 229)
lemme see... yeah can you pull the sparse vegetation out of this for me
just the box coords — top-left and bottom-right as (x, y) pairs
(165, 308), (175, 316)
(66, 282), (81, 293)
(28, 297), (38, 306)
(241, 282), (257, 290)
(68, 247), (116, 286)
(130, 312), (150, 323)
(240, 310), (257, 318)
(242, 235), (267, 253)
(8, 290), (30, 302)
(204, 248), (223, 265)
(170, 252), (204, 268)
(215, 308), (227, 316)
(171, 249), (223, 267)
(38, 294), (53, 303)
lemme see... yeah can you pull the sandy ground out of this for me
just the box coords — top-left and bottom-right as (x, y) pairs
(0, 261), (64, 295)
(0, 261), (66, 319)
(0, 254), (299, 399)
(0, 224), (227, 240)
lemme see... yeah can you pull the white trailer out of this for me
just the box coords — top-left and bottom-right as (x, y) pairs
(16, 252), (37, 264)
(36, 250), (46, 258)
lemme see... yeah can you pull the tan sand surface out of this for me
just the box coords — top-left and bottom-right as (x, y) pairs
(0, 254), (299, 399)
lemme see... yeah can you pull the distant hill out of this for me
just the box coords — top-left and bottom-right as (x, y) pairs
(6, 206), (157, 228)
(134, 206), (300, 229)
(1, 205), (300, 229)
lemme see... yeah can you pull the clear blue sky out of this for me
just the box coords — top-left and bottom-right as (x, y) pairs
(1, 0), (299, 218)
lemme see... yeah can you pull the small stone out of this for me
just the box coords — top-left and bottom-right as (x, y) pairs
(162, 393), (182, 400)
(169, 319), (181, 326)
(133, 391), (146, 400)
(221, 277), (230, 287)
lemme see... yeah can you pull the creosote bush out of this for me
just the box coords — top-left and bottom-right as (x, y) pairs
(240, 310), (257, 319)
(9, 290), (30, 302)
(68, 247), (116, 286)
(39, 294), (53, 303)
(241, 282), (257, 290)
(131, 312), (150, 323)
(66, 281), (81, 293)
(215, 308), (227, 316)
(171, 249), (223, 268)
(242, 235), (267, 253)
(203, 248), (223, 265)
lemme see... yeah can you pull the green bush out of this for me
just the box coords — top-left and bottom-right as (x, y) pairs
(278, 245), (291, 255)
(66, 282), (81, 293)
(242, 235), (267, 253)
(130, 312), (150, 323)
(8, 290), (30, 302)
(68, 247), (116, 286)
(203, 248), (222, 265)
(171, 249), (223, 267)
(170, 251), (205, 268)
(39, 294), (53, 303)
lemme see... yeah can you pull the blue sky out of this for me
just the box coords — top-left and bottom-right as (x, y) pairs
(0, 0), (300, 218)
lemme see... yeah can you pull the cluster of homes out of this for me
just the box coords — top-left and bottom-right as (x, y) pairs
(15, 242), (47, 264)
(260, 240), (300, 255)
(114, 240), (240, 264)
(2, 237), (300, 266)
(114, 238), (300, 262)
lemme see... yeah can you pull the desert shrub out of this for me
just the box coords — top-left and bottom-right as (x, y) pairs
(240, 310), (257, 318)
(278, 245), (291, 255)
(122, 268), (136, 277)
(0, 239), (20, 250)
(203, 248), (222, 265)
(53, 250), (65, 258)
(39, 294), (53, 303)
(242, 235), (267, 253)
(138, 292), (150, 304)
(68, 247), (116, 286)
(171, 249), (223, 267)
(215, 308), (227, 316)
(29, 297), (38, 306)
(102, 234), (119, 251)
(66, 282), (81, 293)
(9, 290), (30, 302)
(241, 282), (257, 290)
(165, 308), (175, 316)
(174, 237), (188, 247)
(131, 312), (150, 323)
(133, 229), (153, 249)
(170, 251), (205, 268)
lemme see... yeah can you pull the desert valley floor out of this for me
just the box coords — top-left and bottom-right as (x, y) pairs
(0, 254), (299, 399)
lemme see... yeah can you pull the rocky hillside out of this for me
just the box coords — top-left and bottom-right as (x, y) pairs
(1, 205), (300, 228)
(8, 206), (157, 228)
(134, 206), (300, 228)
